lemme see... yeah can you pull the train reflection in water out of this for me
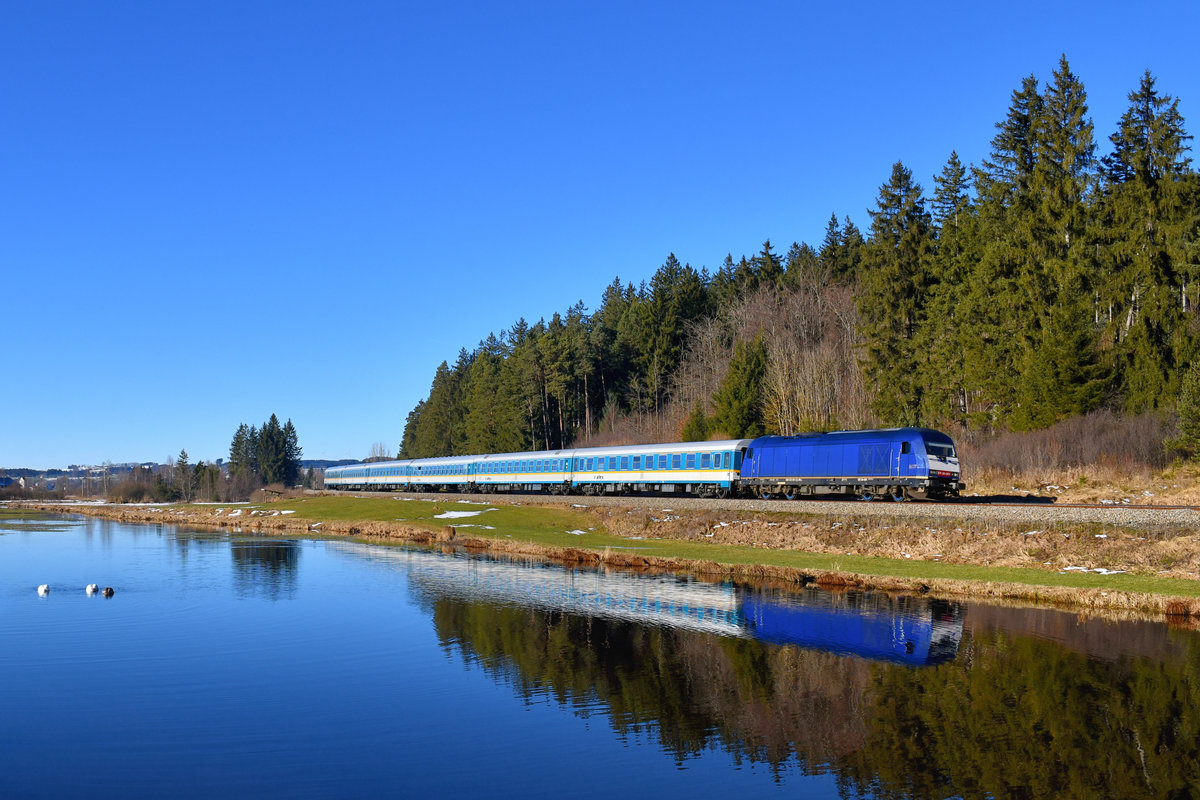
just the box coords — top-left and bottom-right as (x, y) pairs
(743, 591), (962, 666)
(331, 543), (963, 666)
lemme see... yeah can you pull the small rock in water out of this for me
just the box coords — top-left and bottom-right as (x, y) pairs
(102, 587), (115, 598)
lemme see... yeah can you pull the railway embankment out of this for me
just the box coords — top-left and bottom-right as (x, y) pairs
(14, 493), (1200, 620)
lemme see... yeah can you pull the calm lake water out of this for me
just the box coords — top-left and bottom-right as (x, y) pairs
(1, 510), (1197, 799)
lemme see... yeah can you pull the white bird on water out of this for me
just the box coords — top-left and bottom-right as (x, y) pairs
(86, 584), (99, 595)
(37, 584), (49, 596)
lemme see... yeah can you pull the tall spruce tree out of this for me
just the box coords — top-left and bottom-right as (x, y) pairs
(712, 337), (768, 438)
(858, 161), (933, 425)
(229, 424), (253, 475)
(282, 419), (302, 485)
(257, 414), (286, 484)
(962, 75), (1045, 424)
(920, 151), (978, 425)
(1011, 56), (1105, 428)
(1099, 70), (1195, 411)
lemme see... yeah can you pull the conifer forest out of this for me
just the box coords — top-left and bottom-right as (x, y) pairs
(400, 60), (1200, 461)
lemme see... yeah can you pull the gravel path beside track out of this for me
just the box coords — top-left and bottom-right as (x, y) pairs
(384, 490), (1200, 530)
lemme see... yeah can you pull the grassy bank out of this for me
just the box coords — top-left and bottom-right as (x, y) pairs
(19, 494), (1200, 619)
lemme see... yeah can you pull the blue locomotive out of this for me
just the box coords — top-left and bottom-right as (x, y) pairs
(325, 427), (963, 500)
(740, 427), (963, 500)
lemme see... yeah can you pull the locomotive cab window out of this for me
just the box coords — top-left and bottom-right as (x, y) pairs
(925, 442), (956, 459)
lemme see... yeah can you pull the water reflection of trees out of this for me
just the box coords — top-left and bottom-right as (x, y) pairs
(432, 598), (1200, 798)
(230, 540), (301, 599)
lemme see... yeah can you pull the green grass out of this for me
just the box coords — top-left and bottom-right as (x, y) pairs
(209, 495), (1200, 600)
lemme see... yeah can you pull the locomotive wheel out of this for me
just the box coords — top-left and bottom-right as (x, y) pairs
(783, 487), (798, 500)
(891, 487), (907, 502)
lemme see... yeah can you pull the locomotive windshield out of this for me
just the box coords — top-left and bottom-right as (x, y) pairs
(925, 442), (957, 459)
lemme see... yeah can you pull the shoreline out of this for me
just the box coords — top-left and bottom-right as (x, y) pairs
(13, 498), (1200, 622)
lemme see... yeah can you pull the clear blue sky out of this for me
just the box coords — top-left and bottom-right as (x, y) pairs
(3, 0), (1198, 469)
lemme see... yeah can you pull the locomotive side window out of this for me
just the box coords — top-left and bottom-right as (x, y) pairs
(671, 454), (681, 469)
(901, 442), (912, 454)
(658, 455), (668, 470)
(620, 456), (629, 470)
(700, 453), (711, 469)
(632, 456), (641, 470)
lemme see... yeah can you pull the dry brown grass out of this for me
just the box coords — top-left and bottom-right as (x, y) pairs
(966, 462), (1200, 505)
(595, 505), (1200, 580)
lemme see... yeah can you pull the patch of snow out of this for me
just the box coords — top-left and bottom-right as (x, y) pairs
(1094, 534), (1107, 538)
(565, 529), (588, 535)
(228, 510), (242, 517)
(571, 504), (588, 508)
(433, 509), (497, 519)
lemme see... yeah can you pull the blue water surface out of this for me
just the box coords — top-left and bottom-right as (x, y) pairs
(5, 511), (1196, 800)
(0, 514), (846, 799)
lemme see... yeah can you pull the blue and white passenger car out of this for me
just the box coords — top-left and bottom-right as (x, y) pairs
(325, 439), (752, 498)
(561, 439), (751, 497)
